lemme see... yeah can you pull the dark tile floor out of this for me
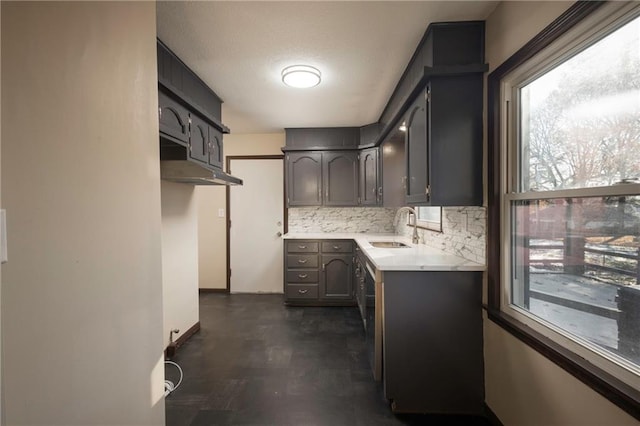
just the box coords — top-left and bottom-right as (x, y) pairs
(165, 293), (491, 426)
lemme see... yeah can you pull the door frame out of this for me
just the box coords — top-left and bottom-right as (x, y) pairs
(225, 155), (287, 292)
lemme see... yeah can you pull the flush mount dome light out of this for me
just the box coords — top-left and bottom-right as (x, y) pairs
(281, 65), (321, 88)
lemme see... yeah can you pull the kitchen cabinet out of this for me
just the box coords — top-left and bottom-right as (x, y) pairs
(189, 114), (209, 163)
(382, 270), (483, 415)
(404, 73), (483, 206)
(285, 151), (359, 207)
(159, 90), (226, 171)
(285, 127), (359, 149)
(284, 240), (355, 306)
(157, 39), (223, 122)
(320, 241), (354, 300)
(208, 127), (223, 169)
(157, 40), (231, 175)
(359, 147), (380, 206)
(158, 90), (190, 146)
(286, 152), (322, 206)
(322, 151), (359, 206)
(354, 247), (368, 327)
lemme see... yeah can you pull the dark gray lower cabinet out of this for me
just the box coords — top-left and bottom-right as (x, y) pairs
(382, 271), (483, 415)
(321, 254), (353, 300)
(284, 240), (354, 305)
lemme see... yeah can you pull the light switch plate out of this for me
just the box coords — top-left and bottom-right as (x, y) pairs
(218, 208), (225, 218)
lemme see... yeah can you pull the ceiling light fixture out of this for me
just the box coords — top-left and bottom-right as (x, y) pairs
(399, 121), (407, 132)
(281, 65), (321, 88)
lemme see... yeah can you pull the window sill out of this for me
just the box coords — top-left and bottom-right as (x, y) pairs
(486, 308), (640, 421)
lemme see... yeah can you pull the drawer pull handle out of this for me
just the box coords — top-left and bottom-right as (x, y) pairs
(298, 245), (307, 249)
(333, 245), (340, 250)
(298, 289), (309, 294)
(298, 274), (308, 279)
(298, 259), (308, 264)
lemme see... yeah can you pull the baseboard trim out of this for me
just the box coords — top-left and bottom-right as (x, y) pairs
(165, 321), (201, 359)
(176, 321), (201, 347)
(199, 288), (228, 294)
(484, 403), (504, 426)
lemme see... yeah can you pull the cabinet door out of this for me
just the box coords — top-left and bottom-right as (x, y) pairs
(360, 148), (379, 206)
(158, 91), (189, 146)
(208, 126), (224, 169)
(286, 152), (322, 206)
(320, 255), (353, 300)
(323, 151), (359, 206)
(189, 114), (209, 163)
(405, 88), (430, 205)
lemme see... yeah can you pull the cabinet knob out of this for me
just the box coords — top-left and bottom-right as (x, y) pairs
(298, 273), (308, 279)
(298, 245), (307, 249)
(297, 259), (308, 264)
(298, 289), (308, 294)
(333, 245), (340, 250)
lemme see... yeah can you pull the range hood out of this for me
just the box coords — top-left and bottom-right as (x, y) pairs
(160, 160), (242, 186)
(159, 139), (242, 186)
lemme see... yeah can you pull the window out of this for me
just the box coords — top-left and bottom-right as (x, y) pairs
(408, 206), (442, 232)
(489, 1), (640, 415)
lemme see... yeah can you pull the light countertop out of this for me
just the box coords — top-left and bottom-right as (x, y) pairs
(283, 233), (485, 272)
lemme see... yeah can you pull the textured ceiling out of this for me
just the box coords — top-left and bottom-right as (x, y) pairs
(157, 1), (499, 134)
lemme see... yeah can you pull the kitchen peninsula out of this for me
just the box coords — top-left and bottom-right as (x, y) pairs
(283, 232), (485, 415)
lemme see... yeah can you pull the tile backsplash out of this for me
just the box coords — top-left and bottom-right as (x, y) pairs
(288, 207), (396, 233)
(288, 206), (487, 264)
(398, 206), (486, 264)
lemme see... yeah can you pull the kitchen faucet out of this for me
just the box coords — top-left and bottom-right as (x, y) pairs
(394, 206), (420, 244)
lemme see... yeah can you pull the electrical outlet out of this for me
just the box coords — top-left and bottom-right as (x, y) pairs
(218, 208), (225, 218)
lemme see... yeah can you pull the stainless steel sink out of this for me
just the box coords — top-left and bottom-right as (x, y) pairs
(369, 241), (410, 248)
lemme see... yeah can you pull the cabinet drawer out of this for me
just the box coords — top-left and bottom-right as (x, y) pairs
(286, 270), (319, 283)
(321, 241), (353, 253)
(287, 241), (319, 253)
(286, 284), (319, 300)
(286, 254), (318, 268)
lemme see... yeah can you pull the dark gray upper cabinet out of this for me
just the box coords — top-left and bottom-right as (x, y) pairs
(208, 127), (223, 169)
(405, 91), (429, 204)
(323, 151), (359, 206)
(286, 151), (359, 207)
(321, 254), (353, 300)
(286, 152), (323, 206)
(285, 127), (359, 150)
(189, 114), (209, 164)
(359, 123), (382, 147)
(377, 22), (485, 139)
(158, 91), (190, 146)
(404, 73), (483, 206)
(157, 40), (223, 123)
(360, 148), (380, 206)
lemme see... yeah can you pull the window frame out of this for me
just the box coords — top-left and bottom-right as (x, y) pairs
(487, 1), (640, 420)
(407, 206), (443, 232)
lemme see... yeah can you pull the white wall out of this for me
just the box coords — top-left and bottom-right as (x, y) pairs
(162, 181), (199, 346)
(1, 2), (164, 425)
(197, 132), (285, 289)
(484, 2), (637, 425)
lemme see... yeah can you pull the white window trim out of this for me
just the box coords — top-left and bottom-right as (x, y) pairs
(499, 2), (640, 389)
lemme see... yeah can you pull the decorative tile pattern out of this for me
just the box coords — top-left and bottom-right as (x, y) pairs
(288, 207), (397, 233)
(398, 207), (487, 264)
(288, 206), (487, 265)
